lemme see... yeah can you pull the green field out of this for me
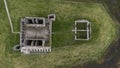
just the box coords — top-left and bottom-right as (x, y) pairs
(0, 0), (117, 68)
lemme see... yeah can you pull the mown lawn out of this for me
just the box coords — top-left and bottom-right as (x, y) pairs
(0, 0), (117, 68)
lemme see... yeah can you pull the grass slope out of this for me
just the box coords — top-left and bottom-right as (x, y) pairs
(0, 0), (117, 68)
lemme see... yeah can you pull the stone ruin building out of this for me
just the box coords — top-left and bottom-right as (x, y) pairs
(13, 14), (56, 54)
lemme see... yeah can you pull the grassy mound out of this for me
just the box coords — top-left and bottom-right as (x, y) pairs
(0, 0), (117, 68)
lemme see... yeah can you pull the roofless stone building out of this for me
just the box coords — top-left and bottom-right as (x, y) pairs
(13, 14), (56, 54)
(72, 19), (91, 40)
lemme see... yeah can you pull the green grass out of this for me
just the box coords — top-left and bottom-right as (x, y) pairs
(76, 22), (87, 30)
(0, 0), (117, 68)
(76, 31), (87, 39)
